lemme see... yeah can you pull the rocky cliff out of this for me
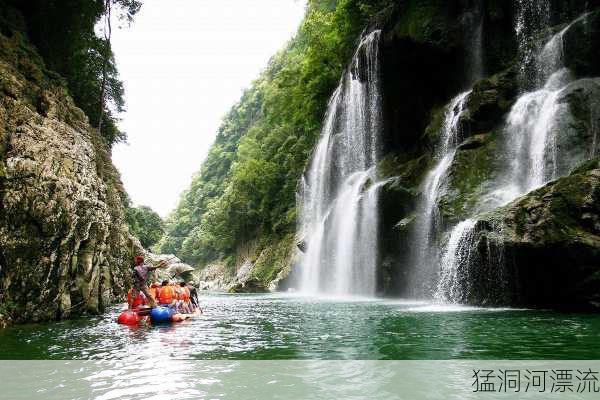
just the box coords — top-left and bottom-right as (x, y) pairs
(195, 233), (296, 293)
(376, 2), (600, 308)
(219, 1), (600, 311)
(0, 31), (140, 326)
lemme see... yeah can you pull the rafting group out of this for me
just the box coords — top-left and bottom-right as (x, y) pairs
(118, 255), (203, 326)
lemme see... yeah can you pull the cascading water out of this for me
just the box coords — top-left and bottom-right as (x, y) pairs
(404, 1), (484, 298)
(406, 91), (471, 297)
(463, 0), (485, 84)
(434, 219), (477, 303)
(502, 14), (593, 198)
(435, 12), (593, 303)
(297, 30), (382, 296)
(515, 0), (551, 88)
(491, 13), (590, 205)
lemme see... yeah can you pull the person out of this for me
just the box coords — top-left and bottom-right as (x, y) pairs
(157, 280), (177, 307)
(132, 255), (167, 308)
(148, 283), (161, 302)
(178, 282), (192, 314)
(127, 287), (147, 310)
(187, 282), (201, 314)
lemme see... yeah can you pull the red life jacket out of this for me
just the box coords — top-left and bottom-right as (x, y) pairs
(127, 289), (146, 308)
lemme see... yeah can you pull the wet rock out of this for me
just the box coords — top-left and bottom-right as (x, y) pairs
(439, 132), (501, 225)
(457, 133), (491, 150)
(465, 67), (519, 135)
(562, 9), (600, 78)
(554, 78), (600, 172)
(466, 159), (600, 310)
(379, 177), (417, 231)
(296, 237), (307, 253)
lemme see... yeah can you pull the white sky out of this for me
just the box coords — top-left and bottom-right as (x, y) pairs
(111, 0), (306, 217)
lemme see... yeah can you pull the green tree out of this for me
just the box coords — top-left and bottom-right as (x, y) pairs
(126, 206), (165, 249)
(4, 0), (141, 146)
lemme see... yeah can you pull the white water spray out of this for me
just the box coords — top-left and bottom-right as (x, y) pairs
(298, 31), (382, 296)
(407, 91), (471, 296)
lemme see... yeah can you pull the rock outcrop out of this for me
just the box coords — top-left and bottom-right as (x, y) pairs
(0, 31), (140, 325)
(194, 233), (297, 293)
(460, 159), (600, 310)
(372, 5), (600, 305)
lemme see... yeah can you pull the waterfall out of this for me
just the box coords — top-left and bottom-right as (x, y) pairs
(515, 0), (551, 88)
(435, 13), (592, 303)
(297, 30), (382, 296)
(463, 0), (485, 84)
(494, 14), (589, 204)
(406, 91), (471, 297)
(435, 219), (477, 303)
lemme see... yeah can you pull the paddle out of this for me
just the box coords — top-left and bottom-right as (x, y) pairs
(133, 306), (152, 316)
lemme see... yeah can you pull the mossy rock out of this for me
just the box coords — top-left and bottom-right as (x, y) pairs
(376, 152), (430, 189)
(388, 0), (461, 47)
(379, 178), (417, 233)
(0, 25), (135, 325)
(423, 103), (447, 145)
(571, 157), (600, 175)
(250, 233), (295, 289)
(464, 66), (519, 135)
(465, 159), (600, 310)
(439, 132), (500, 224)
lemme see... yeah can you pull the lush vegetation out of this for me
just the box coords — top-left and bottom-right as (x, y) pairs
(125, 206), (164, 249)
(1, 0), (140, 146)
(160, 0), (393, 266)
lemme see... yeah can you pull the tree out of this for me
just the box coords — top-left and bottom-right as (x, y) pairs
(5, 0), (141, 146)
(97, 0), (141, 134)
(126, 206), (164, 249)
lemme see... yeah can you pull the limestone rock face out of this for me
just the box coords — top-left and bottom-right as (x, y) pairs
(0, 33), (140, 325)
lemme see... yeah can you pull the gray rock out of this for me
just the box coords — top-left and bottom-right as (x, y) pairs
(461, 160), (600, 309)
(0, 37), (140, 324)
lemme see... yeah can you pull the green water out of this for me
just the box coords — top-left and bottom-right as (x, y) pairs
(1, 293), (599, 360)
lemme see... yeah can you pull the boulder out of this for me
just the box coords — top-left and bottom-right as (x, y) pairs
(463, 159), (600, 310)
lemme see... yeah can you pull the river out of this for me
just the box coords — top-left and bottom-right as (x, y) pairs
(3, 293), (600, 399)
(2, 293), (599, 360)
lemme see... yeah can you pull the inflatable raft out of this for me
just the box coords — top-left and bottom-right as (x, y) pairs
(117, 306), (202, 326)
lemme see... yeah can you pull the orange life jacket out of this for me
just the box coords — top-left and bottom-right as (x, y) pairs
(180, 287), (190, 302)
(149, 286), (159, 300)
(158, 285), (175, 304)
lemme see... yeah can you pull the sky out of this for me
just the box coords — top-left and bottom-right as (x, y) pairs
(111, 0), (307, 217)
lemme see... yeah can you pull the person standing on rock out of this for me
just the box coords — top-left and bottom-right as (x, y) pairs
(132, 255), (167, 308)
